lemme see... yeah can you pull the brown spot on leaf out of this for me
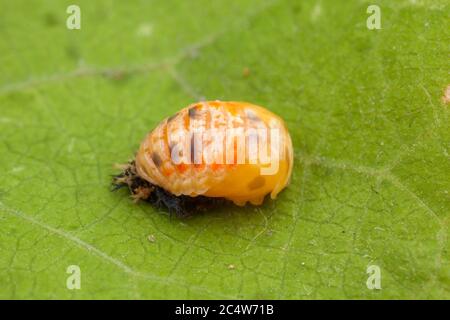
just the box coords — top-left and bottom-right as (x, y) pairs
(248, 176), (265, 190)
(442, 85), (450, 104)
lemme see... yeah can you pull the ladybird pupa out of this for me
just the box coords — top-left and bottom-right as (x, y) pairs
(113, 101), (294, 215)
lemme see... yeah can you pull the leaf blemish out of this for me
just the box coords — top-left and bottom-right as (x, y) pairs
(442, 85), (450, 104)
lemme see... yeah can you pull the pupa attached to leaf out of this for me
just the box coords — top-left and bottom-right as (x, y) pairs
(113, 101), (293, 216)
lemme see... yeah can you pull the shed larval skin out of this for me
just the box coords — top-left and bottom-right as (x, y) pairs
(135, 101), (293, 206)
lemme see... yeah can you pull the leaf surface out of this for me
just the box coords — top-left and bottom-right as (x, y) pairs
(0, 0), (448, 299)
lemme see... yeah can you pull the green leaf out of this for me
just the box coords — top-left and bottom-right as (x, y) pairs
(0, 0), (448, 299)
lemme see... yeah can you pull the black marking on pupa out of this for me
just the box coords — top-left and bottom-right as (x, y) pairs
(112, 161), (228, 217)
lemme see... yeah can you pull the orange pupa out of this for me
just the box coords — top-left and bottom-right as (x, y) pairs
(113, 101), (293, 215)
